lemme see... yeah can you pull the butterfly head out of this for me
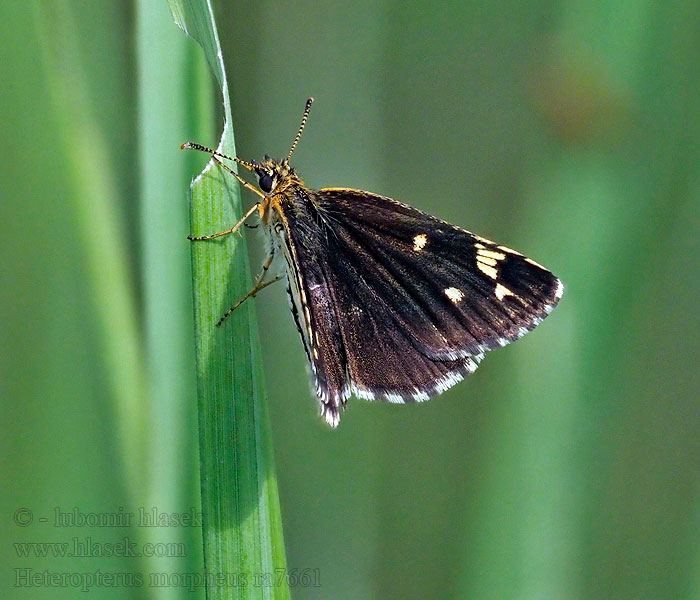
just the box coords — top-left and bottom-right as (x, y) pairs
(252, 155), (296, 194)
(181, 97), (314, 197)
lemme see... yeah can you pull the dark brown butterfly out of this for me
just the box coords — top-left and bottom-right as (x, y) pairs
(183, 98), (563, 427)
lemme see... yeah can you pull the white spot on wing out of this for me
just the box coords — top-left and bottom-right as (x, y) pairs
(413, 233), (428, 251)
(477, 255), (498, 267)
(476, 262), (498, 280)
(444, 287), (464, 303)
(476, 246), (506, 280)
(495, 283), (514, 301)
(477, 248), (506, 261)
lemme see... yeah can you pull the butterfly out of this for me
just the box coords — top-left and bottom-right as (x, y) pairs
(182, 98), (563, 427)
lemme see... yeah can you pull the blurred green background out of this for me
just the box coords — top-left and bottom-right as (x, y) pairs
(2, 1), (699, 599)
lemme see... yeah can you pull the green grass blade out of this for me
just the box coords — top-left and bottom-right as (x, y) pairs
(168, 2), (290, 598)
(136, 0), (211, 592)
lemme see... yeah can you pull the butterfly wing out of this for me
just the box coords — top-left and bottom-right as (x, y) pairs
(276, 186), (563, 426)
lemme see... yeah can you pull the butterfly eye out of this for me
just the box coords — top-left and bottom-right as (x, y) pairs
(258, 172), (273, 193)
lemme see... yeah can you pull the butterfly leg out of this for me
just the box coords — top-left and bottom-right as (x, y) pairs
(208, 156), (265, 199)
(216, 253), (282, 326)
(188, 202), (259, 241)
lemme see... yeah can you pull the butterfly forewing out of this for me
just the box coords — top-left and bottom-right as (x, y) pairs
(275, 186), (562, 426)
(320, 189), (560, 358)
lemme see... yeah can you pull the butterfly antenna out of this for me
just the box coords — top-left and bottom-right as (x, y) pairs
(285, 97), (314, 164)
(180, 142), (258, 173)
